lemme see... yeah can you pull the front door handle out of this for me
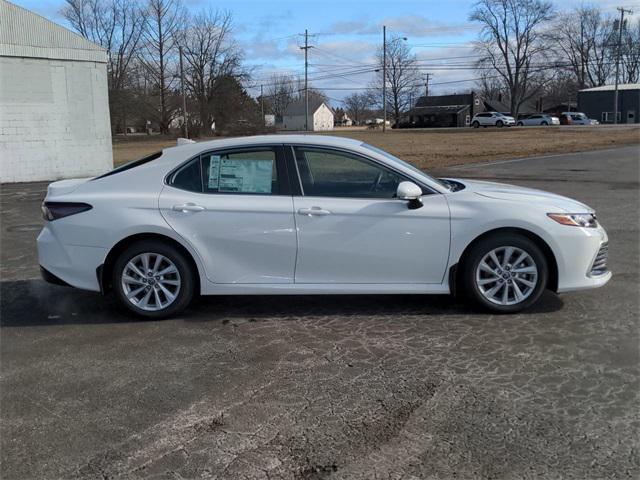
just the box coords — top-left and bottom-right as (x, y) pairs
(172, 203), (205, 212)
(298, 207), (331, 216)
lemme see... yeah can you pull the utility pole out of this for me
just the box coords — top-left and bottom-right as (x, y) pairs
(382, 25), (386, 132)
(613, 7), (632, 125)
(260, 84), (265, 126)
(424, 73), (432, 97)
(179, 45), (188, 138)
(300, 29), (310, 132)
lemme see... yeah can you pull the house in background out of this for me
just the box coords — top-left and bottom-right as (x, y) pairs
(578, 84), (639, 124)
(281, 99), (334, 131)
(0, 0), (112, 182)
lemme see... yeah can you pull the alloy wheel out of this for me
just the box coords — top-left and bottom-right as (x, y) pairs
(121, 252), (181, 311)
(475, 246), (538, 306)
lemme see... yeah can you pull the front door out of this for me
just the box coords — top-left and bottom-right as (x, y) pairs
(159, 145), (297, 284)
(290, 146), (450, 284)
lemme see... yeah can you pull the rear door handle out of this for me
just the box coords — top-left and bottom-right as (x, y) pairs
(172, 203), (205, 212)
(298, 207), (331, 216)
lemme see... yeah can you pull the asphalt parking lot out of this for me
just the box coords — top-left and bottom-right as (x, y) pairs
(1, 146), (638, 479)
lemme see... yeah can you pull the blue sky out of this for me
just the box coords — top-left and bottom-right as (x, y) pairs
(12, 0), (640, 105)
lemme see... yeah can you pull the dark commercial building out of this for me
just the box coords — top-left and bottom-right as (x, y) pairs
(402, 92), (484, 128)
(578, 84), (640, 124)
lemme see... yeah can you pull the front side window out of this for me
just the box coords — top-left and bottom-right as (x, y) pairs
(170, 147), (279, 195)
(293, 147), (405, 198)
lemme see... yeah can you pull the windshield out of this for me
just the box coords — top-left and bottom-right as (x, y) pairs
(361, 143), (449, 190)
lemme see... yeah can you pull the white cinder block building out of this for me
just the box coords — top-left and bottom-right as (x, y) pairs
(0, 0), (112, 183)
(281, 99), (334, 131)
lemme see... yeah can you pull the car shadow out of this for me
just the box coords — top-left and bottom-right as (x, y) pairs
(0, 279), (565, 327)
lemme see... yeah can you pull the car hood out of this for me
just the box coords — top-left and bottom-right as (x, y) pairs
(447, 178), (593, 212)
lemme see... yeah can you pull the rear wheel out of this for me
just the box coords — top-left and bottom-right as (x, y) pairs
(462, 233), (548, 313)
(517, 121), (523, 126)
(541, 121), (548, 126)
(112, 240), (195, 319)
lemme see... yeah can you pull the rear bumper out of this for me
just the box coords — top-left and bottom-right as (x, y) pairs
(37, 225), (106, 292)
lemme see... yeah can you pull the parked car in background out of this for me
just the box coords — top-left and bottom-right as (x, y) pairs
(471, 111), (516, 128)
(560, 112), (599, 125)
(517, 114), (560, 126)
(37, 135), (611, 318)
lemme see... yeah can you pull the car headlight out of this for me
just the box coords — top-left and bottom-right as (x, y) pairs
(547, 213), (597, 228)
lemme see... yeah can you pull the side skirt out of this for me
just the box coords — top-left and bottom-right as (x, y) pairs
(201, 282), (451, 296)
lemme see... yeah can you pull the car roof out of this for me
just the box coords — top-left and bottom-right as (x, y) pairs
(161, 134), (365, 158)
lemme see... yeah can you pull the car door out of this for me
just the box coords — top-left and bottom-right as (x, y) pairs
(289, 145), (450, 285)
(159, 145), (297, 284)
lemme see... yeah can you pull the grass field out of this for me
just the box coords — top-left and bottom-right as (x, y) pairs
(112, 125), (640, 169)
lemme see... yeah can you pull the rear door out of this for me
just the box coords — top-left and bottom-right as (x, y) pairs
(159, 145), (297, 284)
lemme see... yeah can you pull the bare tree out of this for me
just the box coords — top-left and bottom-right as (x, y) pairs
(62, 0), (144, 132)
(621, 18), (640, 84)
(265, 74), (295, 121)
(554, 7), (616, 88)
(178, 9), (244, 134)
(139, 0), (185, 133)
(343, 92), (372, 125)
(470, 0), (554, 118)
(372, 36), (421, 125)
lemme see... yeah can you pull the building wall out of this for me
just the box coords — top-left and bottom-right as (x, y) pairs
(282, 104), (334, 131)
(578, 89), (640, 124)
(0, 56), (112, 182)
(313, 104), (334, 131)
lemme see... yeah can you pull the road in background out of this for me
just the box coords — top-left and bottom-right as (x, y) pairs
(1, 146), (638, 479)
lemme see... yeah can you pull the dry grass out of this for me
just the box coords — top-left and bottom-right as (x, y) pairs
(112, 125), (640, 168)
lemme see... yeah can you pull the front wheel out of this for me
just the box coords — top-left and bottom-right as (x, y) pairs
(541, 121), (548, 126)
(472, 121), (480, 128)
(496, 120), (504, 128)
(517, 122), (523, 126)
(462, 234), (548, 313)
(112, 240), (195, 319)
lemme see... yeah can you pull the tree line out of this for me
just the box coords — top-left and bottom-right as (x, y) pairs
(63, 0), (254, 135)
(64, 0), (639, 134)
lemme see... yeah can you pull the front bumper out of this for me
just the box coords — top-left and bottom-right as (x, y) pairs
(554, 224), (612, 293)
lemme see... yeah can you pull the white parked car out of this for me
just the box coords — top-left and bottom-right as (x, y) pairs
(38, 135), (611, 318)
(517, 114), (560, 126)
(471, 111), (516, 128)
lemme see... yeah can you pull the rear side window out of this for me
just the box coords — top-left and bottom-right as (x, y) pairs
(202, 149), (277, 194)
(94, 151), (162, 180)
(169, 147), (280, 195)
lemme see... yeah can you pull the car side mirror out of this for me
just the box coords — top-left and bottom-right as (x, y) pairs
(396, 181), (423, 209)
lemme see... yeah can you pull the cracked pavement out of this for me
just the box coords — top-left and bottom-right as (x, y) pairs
(1, 146), (639, 479)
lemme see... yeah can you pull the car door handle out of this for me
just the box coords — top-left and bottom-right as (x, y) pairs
(172, 203), (205, 212)
(298, 207), (331, 216)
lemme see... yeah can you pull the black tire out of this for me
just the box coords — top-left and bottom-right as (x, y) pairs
(461, 233), (548, 313)
(517, 121), (523, 126)
(472, 121), (480, 128)
(541, 121), (548, 126)
(496, 120), (504, 128)
(112, 240), (195, 319)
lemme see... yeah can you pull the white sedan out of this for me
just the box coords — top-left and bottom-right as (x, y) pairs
(517, 114), (560, 126)
(37, 135), (611, 318)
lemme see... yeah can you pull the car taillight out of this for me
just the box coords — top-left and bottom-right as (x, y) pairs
(41, 202), (92, 221)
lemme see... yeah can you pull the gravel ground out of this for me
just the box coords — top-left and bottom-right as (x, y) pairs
(1, 146), (638, 479)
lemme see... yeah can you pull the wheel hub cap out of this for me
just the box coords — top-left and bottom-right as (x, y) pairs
(121, 253), (181, 312)
(475, 246), (538, 306)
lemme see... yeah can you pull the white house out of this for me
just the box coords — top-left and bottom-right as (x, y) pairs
(0, 0), (112, 183)
(281, 99), (334, 131)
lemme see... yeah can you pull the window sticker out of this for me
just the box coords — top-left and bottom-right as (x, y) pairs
(207, 155), (221, 189)
(218, 158), (273, 193)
